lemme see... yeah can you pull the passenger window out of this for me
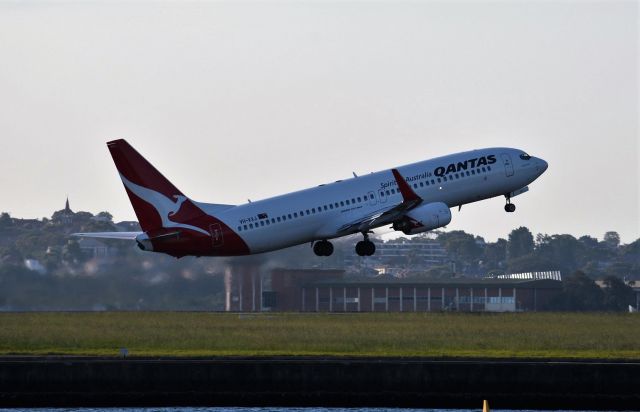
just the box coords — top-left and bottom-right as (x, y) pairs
(294, 213), (298, 218)
(340, 201), (344, 207)
(312, 208), (316, 213)
(266, 220), (270, 225)
(380, 192), (385, 197)
(443, 176), (447, 181)
(385, 190), (390, 196)
(271, 218), (275, 224)
(413, 184), (418, 189)
(329, 204), (334, 209)
(357, 197), (361, 202)
(249, 223), (254, 229)
(243, 225), (248, 230)
(437, 178), (441, 183)
(431, 179), (435, 184)
(237, 226), (242, 231)
(420, 182), (424, 187)
(260, 221), (265, 227)
(306, 210), (310, 215)
(324, 205), (328, 211)
(346, 200), (350, 205)
(288, 214), (292, 219)
(370, 194), (374, 199)
(352, 198), (356, 203)
(466, 171), (470, 176)
(487, 166), (491, 171)
(472, 170), (476, 175)
(482, 167), (486, 172)
(335, 203), (339, 208)
(390, 189), (395, 194)
(276, 217), (281, 222)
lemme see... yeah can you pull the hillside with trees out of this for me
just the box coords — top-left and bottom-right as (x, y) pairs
(0, 203), (637, 311)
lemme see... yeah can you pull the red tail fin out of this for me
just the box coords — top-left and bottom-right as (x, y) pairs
(107, 139), (191, 232)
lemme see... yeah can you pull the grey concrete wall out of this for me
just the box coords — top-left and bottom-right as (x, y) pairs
(0, 357), (638, 409)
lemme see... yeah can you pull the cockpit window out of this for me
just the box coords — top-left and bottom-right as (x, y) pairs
(520, 153), (531, 160)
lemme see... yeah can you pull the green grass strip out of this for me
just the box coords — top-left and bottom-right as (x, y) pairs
(0, 312), (639, 358)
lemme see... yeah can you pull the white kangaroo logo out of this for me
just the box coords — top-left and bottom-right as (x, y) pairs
(119, 174), (209, 236)
(168, 195), (187, 216)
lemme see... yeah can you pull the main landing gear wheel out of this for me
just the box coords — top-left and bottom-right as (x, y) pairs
(355, 233), (376, 256)
(313, 240), (334, 257)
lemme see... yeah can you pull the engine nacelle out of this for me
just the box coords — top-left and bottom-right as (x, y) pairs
(392, 202), (452, 235)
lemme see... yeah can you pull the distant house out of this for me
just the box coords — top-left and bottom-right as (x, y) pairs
(115, 221), (141, 231)
(345, 237), (449, 268)
(77, 238), (109, 258)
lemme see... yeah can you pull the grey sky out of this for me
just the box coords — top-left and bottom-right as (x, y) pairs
(0, 1), (637, 243)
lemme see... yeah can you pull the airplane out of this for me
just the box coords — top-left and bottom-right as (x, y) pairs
(74, 139), (548, 258)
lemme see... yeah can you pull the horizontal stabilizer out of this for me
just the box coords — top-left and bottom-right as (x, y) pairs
(72, 231), (142, 240)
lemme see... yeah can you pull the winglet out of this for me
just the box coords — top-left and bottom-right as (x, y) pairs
(391, 169), (421, 202)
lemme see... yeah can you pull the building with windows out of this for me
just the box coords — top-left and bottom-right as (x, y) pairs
(300, 278), (561, 312)
(344, 237), (449, 269)
(223, 267), (562, 312)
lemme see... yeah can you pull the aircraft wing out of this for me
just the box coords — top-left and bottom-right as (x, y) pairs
(336, 198), (421, 235)
(71, 231), (142, 240)
(336, 168), (423, 235)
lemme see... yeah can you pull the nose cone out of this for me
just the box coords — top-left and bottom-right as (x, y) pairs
(537, 158), (548, 174)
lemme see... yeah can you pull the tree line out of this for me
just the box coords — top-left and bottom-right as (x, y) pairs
(0, 209), (638, 311)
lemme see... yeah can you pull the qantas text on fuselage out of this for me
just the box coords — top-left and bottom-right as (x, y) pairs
(74, 140), (548, 258)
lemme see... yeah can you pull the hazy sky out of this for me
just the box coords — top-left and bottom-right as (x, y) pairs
(0, 1), (638, 243)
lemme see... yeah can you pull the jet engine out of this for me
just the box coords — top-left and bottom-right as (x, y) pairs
(392, 202), (452, 235)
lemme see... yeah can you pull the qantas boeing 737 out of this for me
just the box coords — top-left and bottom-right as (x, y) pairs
(74, 139), (548, 258)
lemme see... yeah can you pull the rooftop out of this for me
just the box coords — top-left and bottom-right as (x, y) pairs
(304, 278), (563, 289)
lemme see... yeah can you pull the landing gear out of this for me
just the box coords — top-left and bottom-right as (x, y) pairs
(504, 196), (516, 213)
(355, 233), (376, 256)
(313, 240), (334, 256)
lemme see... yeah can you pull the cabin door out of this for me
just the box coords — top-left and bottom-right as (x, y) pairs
(377, 188), (388, 203)
(368, 191), (377, 206)
(501, 153), (514, 177)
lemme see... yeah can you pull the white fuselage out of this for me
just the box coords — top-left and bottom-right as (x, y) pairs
(203, 147), (546, 254)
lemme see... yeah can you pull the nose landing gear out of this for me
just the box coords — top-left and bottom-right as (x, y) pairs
(504, 195), (516, 213)
(355, 232), (376, 256)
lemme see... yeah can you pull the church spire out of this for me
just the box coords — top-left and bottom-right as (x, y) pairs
(64, 196), (71, 213)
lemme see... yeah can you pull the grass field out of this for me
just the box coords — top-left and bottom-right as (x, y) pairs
(0, 312), (639, 358)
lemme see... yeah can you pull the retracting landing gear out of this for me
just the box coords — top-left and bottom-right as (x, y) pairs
(313, 240), (334, 257)
(355, 232), (376, 256)
(504, 195), (516, 213)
